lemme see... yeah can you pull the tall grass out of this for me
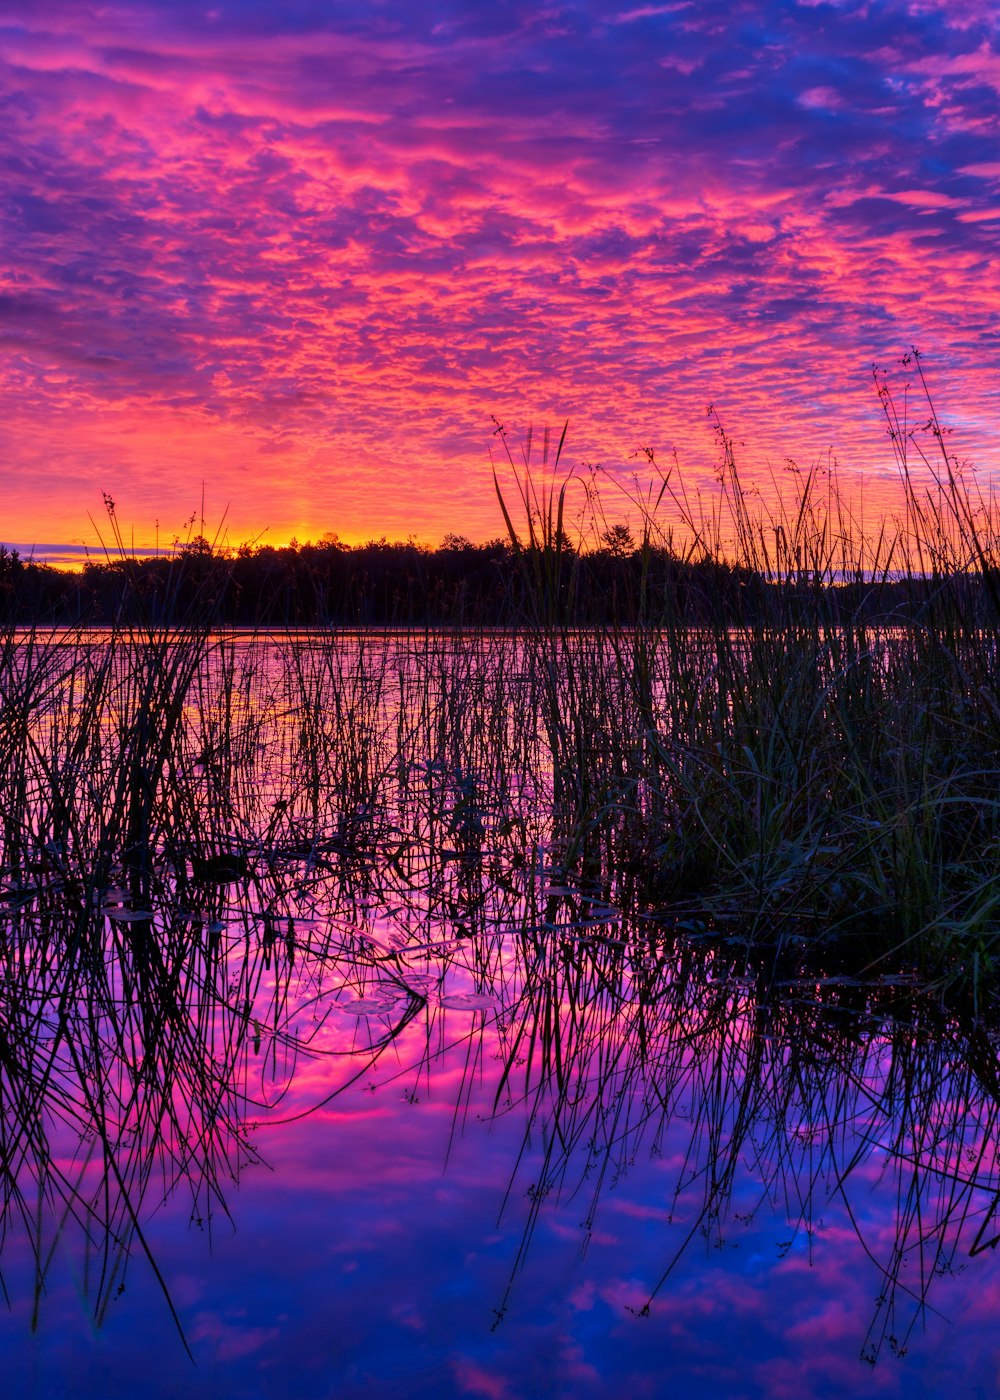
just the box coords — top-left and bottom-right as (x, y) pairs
(489, 359), (1000, 985)
(2, 362), (1000, 1357)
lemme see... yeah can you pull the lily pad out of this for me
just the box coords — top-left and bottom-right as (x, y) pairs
(437, 992), (496, 1012)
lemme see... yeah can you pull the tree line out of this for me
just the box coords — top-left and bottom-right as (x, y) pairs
(0, 534), (993, 629)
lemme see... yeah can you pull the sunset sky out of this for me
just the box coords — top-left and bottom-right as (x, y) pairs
(2, 0), (1000, 561)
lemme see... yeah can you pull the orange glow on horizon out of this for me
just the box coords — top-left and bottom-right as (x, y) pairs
(2, 3), (999, 558)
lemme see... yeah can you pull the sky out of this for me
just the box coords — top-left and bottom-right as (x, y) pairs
(2, 0), (1000, 561)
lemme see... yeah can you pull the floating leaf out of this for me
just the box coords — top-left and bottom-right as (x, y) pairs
(398, 973), (436, 993)
(582, 906), (620, 923)
(334, 997), (406, 1017)
(400, 938), (465, 957)
(437, 992), (496, 1012)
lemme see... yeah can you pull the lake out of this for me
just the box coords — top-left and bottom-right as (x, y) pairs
(2, 627), (999, 1398)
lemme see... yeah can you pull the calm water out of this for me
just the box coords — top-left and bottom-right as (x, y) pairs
(2, 630), (1000, 1397)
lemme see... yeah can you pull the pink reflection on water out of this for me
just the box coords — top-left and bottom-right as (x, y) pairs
(6, 635), (1000, 1396)
(15, 898), (1000, 1397)
(449, 1357), (518, 1399)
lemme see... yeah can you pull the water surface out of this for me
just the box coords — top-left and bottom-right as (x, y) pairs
(2, 629), (999, 1397)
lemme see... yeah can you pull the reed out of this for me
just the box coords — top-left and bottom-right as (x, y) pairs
(487, 358), (1000, 988)
(1, 359), (1000, 1362)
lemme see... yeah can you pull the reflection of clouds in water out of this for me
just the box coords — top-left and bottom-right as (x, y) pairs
(4, 631), (1000, 1398)
(6, 1074), (1000, 1398)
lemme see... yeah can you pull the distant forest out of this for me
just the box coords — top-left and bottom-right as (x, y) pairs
(0, 532), (993, 628)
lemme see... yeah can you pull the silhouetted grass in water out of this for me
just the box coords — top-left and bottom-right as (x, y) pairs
(478, 924), (1000, 1366)
(3, 358), (1000, 1363)
(4, 786), (1000, 1368)
(486, 355), (1000, 986)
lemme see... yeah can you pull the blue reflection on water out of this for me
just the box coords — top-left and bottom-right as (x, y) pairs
(4, 629), (1000, 1399)
(7, 1054), (1000, 1400)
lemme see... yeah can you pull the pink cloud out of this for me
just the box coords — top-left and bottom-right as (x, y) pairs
(0, 1), (998, 550)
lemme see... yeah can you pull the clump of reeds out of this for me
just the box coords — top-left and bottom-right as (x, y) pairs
(490, 357), (1000, 991)
(5, 355), (1000, 1356)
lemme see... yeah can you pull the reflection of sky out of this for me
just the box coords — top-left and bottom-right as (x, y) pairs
(2, 2), (1000, 550)
(7, 631), (1000, 1397)
(8, 1008), (1000, 1400)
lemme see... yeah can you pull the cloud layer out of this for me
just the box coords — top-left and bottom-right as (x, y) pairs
(2, 0), (999, 548)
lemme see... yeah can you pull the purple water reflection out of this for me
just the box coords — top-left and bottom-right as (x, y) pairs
(6, 989), (1000, 1400)
(3, 630), (1000, 1398)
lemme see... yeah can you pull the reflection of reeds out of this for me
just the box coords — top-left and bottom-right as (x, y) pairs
(4, 363), (1000, 1364)
(475, 923), (1000, 1364)
(1, 606), (999, 1366)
